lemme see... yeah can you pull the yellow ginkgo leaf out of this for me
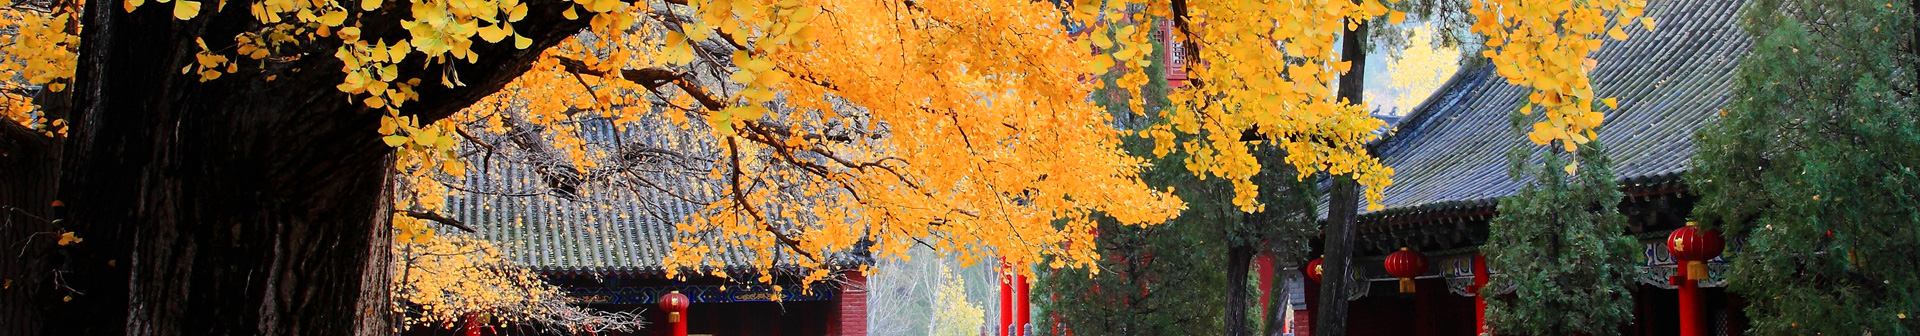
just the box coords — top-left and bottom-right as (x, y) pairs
(57, 231), (82, 246)
(728, 70), (756, 84)
(360, 0), (380, 11)
(319, 10), (347, 26)
(1601, 97), (1619, 109)
(173, 0), (201, 20)
(1606, 26), (1628, 41)
(390, 40), (411, 63)
(1389, 11), (1407, 25)
(1641, 18), (1657, 31)
(513, 34), (531, 49)
(124, 0), (145, 13)
(588, 0), (619, 12)
(508, 3), (528, 22)
(476, 25), (509, 43)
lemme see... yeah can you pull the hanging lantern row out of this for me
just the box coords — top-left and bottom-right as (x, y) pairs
(1666, 222), (1725, 281)
(1384, 247), (1427, 294)
(1300, 248), (1427, 294)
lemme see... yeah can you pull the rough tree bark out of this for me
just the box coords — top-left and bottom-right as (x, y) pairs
(0, 119), (60, 336)
(26, 0), (597, 334)
(1225, 243), (1254, 336)
(1314, 15), (1368, 336)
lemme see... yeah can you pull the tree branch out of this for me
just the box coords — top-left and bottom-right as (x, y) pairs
(725, 136), (818, 262)
(394, 209), (476, 233)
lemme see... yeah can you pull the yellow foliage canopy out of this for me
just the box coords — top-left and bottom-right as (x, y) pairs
(0, 0), (1652, 283)
(391, 235), (563, 329)
(1469, 0), (1653, 155)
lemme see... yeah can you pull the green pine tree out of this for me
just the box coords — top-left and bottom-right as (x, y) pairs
(1687, 0), (1920, 333)
(1483, 117), (1639, 334)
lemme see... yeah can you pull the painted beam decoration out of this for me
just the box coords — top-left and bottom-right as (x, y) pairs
(1442, 253), (1518, 298)
(565, 283), (839, 305)
(1430, 236), (1739, 298)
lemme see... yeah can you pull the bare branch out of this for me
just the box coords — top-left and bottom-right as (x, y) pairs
(394, 209), (476, 233)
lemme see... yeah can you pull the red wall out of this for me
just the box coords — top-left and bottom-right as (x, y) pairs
(1342, 279), (1476, 336)
(828, 272), (869, 336)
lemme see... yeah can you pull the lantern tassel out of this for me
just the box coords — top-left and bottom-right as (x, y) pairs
(1686, 260), (1708, 281)
(1399, 277), (1416, 294)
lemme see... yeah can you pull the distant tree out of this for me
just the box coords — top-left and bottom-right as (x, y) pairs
(1483, 122), (1638, 334)
(1037, 23), (1229, 335)
(1687, 0), (1920, 334)
(931, 265), (988, 336)
(865, 246), (998, 336)
(1038, 22), (1318, 336)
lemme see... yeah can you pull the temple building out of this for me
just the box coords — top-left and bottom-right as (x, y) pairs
(434, 117), (871, 336)
(1280, 0), (1751, 335)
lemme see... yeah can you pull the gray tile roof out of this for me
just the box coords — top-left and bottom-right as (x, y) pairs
(438, 116), (841, 273)
(1332, 0), (1750, 220)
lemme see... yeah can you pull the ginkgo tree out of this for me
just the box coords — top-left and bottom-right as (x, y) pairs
(0, 0), (1653, 333)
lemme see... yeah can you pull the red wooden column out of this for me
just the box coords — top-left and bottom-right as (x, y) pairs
(1674, 275), (1703, 336)
(999, 260), (1014, 336)
(1473, 254), (1489, 336)
(1256, 253), (1277, 318)
(1016, 271), (1031, 336)
(1301, 275), (1319, 336)
(1416, 280), (1437, 336)
(1667, 223), (1723, 336)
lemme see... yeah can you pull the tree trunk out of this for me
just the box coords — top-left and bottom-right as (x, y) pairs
(1226, 243), (1255, 336)
(1315, 14), (1369, 336)
(0, 121), (60, 336)
(31, 0), (593, 334)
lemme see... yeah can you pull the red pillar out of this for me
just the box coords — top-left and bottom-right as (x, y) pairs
(1301, 276), (1320, 336)
(1675, 275), (1703, 336)
(1473, 254), (1489, 336)
(999, 260), (1014, 336)
(1416, 280), (1437, 336)
(1016, 271), (1031, 336)
(1257, 253), (1277, 318)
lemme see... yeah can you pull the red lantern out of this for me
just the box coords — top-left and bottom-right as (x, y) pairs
(1303, 257), (1325, 282)
(1666, 222), (1725, 281)
(1384, 247), (1427, 294)
(658, 290), (690, 336)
